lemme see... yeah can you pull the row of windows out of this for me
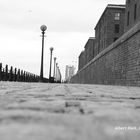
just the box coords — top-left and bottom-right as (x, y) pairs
(127, 3), (137, 26)
(115, 13), (120, 20)
(96, 12), (121, 36)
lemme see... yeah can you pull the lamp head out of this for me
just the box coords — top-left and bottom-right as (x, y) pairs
(50, 47), (54, 51)
(40, 25), (47, 31)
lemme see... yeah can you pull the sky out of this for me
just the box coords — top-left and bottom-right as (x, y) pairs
(0, 0), (125, 80)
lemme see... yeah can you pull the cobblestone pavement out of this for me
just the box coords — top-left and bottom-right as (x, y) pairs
(0, 82), (140, 140)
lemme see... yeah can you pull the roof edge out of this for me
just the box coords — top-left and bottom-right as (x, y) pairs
(94, 4), (126, 30)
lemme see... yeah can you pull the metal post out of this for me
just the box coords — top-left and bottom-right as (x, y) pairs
(17, 69), (20, 82)
(0, 63), (2, 81)
(53, 57), (56, 81)
(49, 47), (54, 82)
(5, 65), (8, 81)
(56, 63), (58, 82)
(9, 66), (13, 81)
(40, 25), (47, 82)
(14, 68), (17, 81)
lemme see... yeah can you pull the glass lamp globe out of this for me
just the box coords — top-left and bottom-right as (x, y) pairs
(50, 47), (54, 51)
(40, 25), (47, 31)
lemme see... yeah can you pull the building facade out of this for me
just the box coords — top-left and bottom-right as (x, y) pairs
(84, 37), (95, 64)
(95, 4), (125, 53)
(78, 51), (85, 71)
(125, 0), (140, 31)
(65, 65), (75, 82)
(78, 37), (95, 71)
(71, 0), (140, 86)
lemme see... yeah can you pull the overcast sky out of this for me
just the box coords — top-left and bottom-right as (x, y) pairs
(0, 0), (125, 79)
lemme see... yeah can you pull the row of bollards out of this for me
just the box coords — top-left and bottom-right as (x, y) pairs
(0, 63), (40, 82)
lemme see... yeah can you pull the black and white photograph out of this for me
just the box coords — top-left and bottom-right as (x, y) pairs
(0, 0), (140, 139)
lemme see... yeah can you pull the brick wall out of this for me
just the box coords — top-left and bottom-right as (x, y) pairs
(84, 38), (95, 65)
(71, 22), (140, 86)
(125, 0), (140, 32)
(95, 5), (125, 54)
(78, 38), (95, 71)
(78, 51), (86, 70)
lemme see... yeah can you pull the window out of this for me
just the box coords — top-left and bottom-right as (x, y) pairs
(127, 11), (130, 26)
(134, 4), (137, 20)
(114, 24), (120, 33)
(114, 37), (118, 42)
(115, 13), (120, 20)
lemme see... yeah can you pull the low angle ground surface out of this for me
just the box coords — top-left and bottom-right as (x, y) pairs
(0, 81), (140, 140)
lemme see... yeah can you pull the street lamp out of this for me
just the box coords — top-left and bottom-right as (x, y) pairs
(49, 47), (54, 82)
(40, 25), (47, 82)
(53, 57), (56, 81)
(58, 67), (62, 83)
(55, 63), (58, 82)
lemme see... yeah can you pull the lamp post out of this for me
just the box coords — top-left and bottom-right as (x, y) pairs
(53, 57), (56, 82)
(59, 68), (62, 83)
(56, 63), (58, 82)
(49, 47), (54, 82)
(58, 67), (62, 83)
(40, 25), (47, 82)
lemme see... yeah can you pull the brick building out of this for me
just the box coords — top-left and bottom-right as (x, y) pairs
(78, 51), (85, 71)
(95, 4), (125, 54)
(71, 0), (140, 86)
(78, 37), (95, 71)
(125, 0), (140, 31)
(84, 37), (95, 65)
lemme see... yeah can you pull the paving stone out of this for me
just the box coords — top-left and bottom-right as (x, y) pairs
(0, 82), (140, 140)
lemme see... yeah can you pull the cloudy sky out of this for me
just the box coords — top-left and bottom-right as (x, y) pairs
(0, 0), (125, 79)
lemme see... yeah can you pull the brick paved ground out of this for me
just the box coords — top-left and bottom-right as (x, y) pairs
(0, 82), (140, 140)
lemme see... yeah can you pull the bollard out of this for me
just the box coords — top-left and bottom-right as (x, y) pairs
(21, 70), (23, 82)
(14, 68), (17, 81)
(23, 71), (26, 82)
(26, 72), (29, 82)
(17, 69), (20, 82)
(0, 63), (40, 82)
(4, 65), (8, 81)
(33, 75), (35, 82)
(2, 68), (4, 81)
(0, 63), (2, 81)
(25, 72), (27, 82)
(9, 66), (13, 81)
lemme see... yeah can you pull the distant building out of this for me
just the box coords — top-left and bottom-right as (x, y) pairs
(94, 4), (125, 53)
(125, 0), (140, 32)
(65, 65), (75, 82)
